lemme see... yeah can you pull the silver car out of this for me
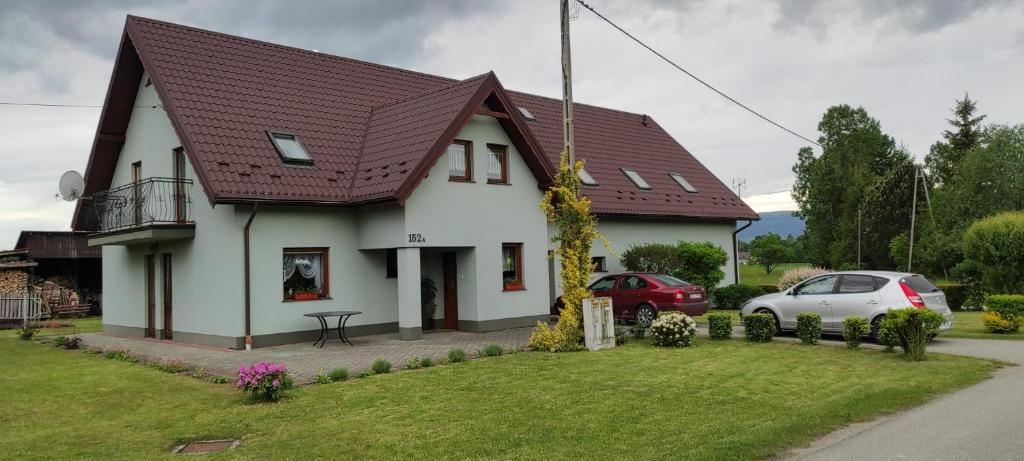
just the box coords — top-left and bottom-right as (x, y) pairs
(740, 271), (954, 339)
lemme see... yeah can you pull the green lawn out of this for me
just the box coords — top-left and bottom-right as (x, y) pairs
(739, 262), (809, 286)
(1, 335), (997, 460)
(945, 311), (1024, 340)
(0, 317), (101, 340)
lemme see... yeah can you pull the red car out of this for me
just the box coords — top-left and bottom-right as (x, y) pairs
(552, 273), (709, 326)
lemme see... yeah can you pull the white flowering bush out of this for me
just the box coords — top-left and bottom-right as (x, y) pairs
(649, 312), (698, 347)
(777, 266), (832, 291)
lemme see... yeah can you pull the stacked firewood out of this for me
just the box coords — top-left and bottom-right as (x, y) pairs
(34, 279), (82, 311)
(0, 270), (28, 294)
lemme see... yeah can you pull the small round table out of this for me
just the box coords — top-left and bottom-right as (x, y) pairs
(303, 311), (362, 348)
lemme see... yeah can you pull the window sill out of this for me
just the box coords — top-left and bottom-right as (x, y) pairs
(487, 180), (511, 185)
(448, 178), (475, 183)
(283, 296), (332, 303)
(502, 286), (526, 292)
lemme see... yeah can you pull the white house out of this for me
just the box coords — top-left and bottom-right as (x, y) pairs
(72, 17), (758, 349)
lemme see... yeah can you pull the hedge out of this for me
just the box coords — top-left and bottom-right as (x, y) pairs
(937, 283), (967, 311)
(743, 313), (775, 342)
(712, 284), (765, 309)
(984, 294), (1024, 333)
(962, 211), (1024, 294)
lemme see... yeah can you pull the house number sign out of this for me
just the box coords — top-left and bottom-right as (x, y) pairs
(408, 233), (426, 243)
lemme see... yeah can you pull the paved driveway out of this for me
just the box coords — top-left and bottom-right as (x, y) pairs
(80, 328), (532, 381)
(787, 337), (1024, 461)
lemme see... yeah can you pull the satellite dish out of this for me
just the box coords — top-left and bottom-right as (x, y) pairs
(57, 170), (85, 201)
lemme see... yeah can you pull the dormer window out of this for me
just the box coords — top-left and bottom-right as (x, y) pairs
(517, 106), (536, 121)
(669, 173), (698, 193)
(621, 168), (651, 190)
(578, 168), (598, 186)
(268, 132), (313, 165)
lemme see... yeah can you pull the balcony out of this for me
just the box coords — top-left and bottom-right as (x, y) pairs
(87, 177), (196, 246)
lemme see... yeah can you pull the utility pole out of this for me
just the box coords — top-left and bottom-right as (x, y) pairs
(560, 0), (576, 169)
(908, 165), (919, 272)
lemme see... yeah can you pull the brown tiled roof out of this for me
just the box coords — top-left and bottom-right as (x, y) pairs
(73, 16), (756, 229)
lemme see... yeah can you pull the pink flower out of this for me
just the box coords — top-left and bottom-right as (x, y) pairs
(272, 379), (281, 388)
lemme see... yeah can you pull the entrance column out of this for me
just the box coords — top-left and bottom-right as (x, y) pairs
(397, 247), (422, 340)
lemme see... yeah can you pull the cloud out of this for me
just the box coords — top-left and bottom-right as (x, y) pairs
(743, 191), (798, 213)
(773, 0), (1020, 35)
(0, 180), (75, 249)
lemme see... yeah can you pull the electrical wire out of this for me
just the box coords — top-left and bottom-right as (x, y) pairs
(574, 0), (821, 147)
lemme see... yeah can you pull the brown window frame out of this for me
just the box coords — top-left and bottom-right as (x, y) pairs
(131, 161), (142, 225)
(282, 247), (330, 301)
(486, 143), (509, 184)
(448, 139), (473, 182)
(592, 256), (607, 272)
(502, 243), (524, 291)
(385, 248), (398, 279)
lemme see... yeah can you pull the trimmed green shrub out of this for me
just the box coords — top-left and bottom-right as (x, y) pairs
(758, 284), (780, 294)
(649, 312), (697, 347)
(630, 323), (647, 340)
(743, 313), (775, 342)
(447, 348), (467, 363)
(843, 317), (869, 349)
(796, 312), (822, 345)
(371, 358), (392, 374)
(962, 211), (1024, 294)
(883, 308), (946, 361)
(418, 357), (433, 368)
(877, 316), (900, 352)
(53, 336), (69, 348)
(707, 312), (733, 340)
(191, 367), (207, 379)
(312, 368), (332, 384)
(937, 283), (967, 311)
(405, 355), (422, 369)
(209, 375), (230, 384)
(104, 349), (136, 362)
(620, 243), (679, 274)
(614, 323), (627, 345)
(712, 284), (765, 309)
(984, 294), (1024, 333)
(328, 367), (349, 381)
(480, 343), (504, 357)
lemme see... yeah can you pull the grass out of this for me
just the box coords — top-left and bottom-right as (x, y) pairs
(1, 335), (997, 460)
(944, 311), (1024, 340)
(739, 262), (809, 286)
(0, 316), (101, 340)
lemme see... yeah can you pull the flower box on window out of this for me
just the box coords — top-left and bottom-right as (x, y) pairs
(503, 282), (524, 291)
(293, 292), (319, 301)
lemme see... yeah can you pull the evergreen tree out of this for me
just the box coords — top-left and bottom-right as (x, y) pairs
(925, 94), (986, 186)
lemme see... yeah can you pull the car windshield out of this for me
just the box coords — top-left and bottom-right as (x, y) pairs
(649, 275), (691, 287)
(902, 275), (940, 293)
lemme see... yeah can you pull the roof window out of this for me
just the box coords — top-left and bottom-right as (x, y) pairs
(621, 168), (651, 190)
(669, 173), (698, 193)
(517, 106), (536, 121)
(268, 132), (313, 164)
(577, 168), (598, 186)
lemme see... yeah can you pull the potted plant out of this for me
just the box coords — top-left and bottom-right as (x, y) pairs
(503, 281), (524, 291)
(293, 289), (318, 301)
(421, 275), (437, 329)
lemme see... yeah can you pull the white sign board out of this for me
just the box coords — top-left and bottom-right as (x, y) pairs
(583, 297), (616, 351)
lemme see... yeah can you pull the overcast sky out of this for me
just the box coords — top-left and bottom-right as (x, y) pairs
(2, 0), (1022, 248)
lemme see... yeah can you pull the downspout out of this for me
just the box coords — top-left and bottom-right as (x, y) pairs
(732, 220), (754, 284)
(243, 203), (259, 350)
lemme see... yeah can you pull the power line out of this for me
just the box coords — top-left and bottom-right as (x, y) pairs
(574, 0), (822, 147)
(0, 101), (162, 109)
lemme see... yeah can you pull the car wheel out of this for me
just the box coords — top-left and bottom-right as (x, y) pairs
(755, 308), (781, 335)
(635, 304), (656, 327)
(871, 315), (885, 341)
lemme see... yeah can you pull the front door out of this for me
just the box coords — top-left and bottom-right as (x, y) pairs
(145, 254), (155, 338)
(162, 254), (173, 340)
(442, 252), (459, 330)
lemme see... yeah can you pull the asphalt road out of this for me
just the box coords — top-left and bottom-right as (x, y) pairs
(787, 337), (1024, 461)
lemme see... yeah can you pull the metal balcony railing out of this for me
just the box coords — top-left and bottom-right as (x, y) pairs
(89, 177), (193, 233)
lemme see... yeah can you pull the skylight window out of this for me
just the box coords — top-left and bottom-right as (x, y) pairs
(577, 168), (598, 186)
(517, 106), (536, 121)
(268, 132), (313, 164)
(669, 173), (698, 193)
(621, 168), (651, 190)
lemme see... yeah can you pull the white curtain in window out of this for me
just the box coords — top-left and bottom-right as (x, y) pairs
(283, 253), (323, 290)
(448, 143), (466, 177)
(487, 149), (502, 181)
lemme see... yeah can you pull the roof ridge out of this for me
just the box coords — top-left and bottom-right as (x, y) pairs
(370, 72), (491, 111)
(125, 15), (458, 86)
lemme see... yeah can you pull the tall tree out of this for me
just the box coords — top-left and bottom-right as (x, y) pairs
(792, 105), (905, 268)
(925, 94), (986, 186)
(749, 233), (790, 274)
